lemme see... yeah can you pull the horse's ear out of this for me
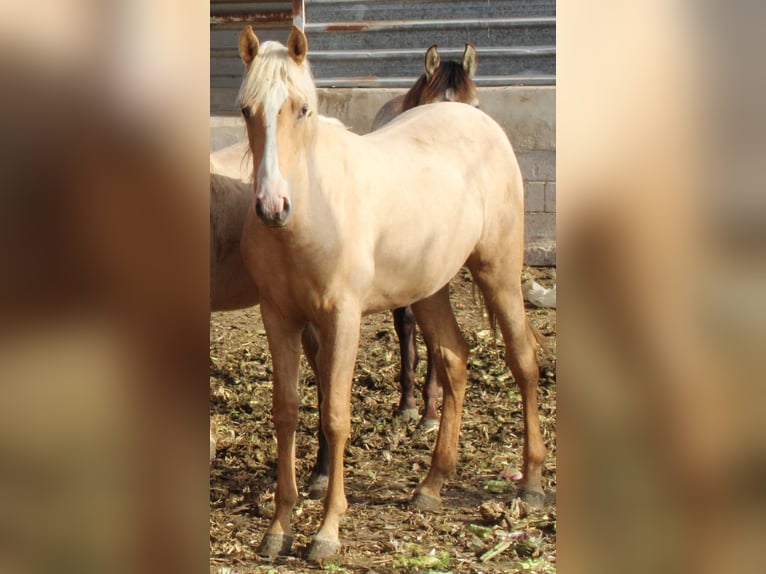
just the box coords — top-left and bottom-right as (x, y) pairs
(424, 45), (440, 79)
(239, 26), (259, 68)
(463, 43), (477, 78)
(288, 26), (308, 65)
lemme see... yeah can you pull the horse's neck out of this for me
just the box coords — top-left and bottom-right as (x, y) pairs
(402, 75), (427, 111)
(290, 120), (361, 238)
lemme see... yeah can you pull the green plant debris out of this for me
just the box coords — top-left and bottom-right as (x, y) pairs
(479, 538), (513, 562)
(467, 524), (494, 539)
(392, 548), (451, 570)
(517, 557), (556, 572)
(322, 563), (348, 572)
(484, 479), (515, 493)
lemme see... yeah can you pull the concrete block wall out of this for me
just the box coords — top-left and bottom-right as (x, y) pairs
(210, 86), (555, 265)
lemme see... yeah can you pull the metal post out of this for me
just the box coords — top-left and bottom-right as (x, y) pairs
(292, 0), (305, 31)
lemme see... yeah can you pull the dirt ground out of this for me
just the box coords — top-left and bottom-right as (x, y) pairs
(210, 267), (557, 573)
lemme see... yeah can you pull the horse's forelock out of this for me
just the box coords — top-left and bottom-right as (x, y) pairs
(237, 41), (317, 115)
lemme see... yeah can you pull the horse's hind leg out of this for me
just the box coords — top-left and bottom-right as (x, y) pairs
(409, 286), (469, 510)
(302, 324), (330, 500)
(469, 259), (546, 507)
(393, 306), (420, 421)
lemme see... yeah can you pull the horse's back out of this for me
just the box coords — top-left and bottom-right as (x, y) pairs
(363, 102), (521, 207)
(367, 102), (515, 167)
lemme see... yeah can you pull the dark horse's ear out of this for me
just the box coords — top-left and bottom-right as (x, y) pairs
(424, 45), (440, 79)
(463, 43), (478, 78)
(288, 26), (308, 65)
(239, 26), (260, 68)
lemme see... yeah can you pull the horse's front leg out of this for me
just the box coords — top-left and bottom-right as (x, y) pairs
(257, 302), (304, 558)
(307, 306), (361, 561)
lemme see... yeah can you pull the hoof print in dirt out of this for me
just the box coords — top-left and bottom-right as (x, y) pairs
(258, 533), (293, 558)
(306, 538), (341, 562)
(410, 492), (442, 512)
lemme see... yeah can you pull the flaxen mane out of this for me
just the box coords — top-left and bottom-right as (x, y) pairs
(237, 41), (317, 117)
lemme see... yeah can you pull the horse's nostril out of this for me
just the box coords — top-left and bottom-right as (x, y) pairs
(255, 200), (267, 219)
(282, 198), (292, 217)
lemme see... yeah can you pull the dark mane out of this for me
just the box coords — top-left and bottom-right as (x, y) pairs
(401, 61), (476, 111)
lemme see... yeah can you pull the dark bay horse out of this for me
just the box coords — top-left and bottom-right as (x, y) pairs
(237, 26), (543, 560)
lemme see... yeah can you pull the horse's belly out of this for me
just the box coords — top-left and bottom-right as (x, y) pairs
(363, 227), (479, 312)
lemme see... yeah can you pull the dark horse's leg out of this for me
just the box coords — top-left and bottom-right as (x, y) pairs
(395, 306), (441, 429)
(393, 306), (420, 421)
(303, 325), (329, 499)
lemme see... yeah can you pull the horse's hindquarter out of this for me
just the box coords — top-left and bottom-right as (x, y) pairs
(210, 143), (261, 311)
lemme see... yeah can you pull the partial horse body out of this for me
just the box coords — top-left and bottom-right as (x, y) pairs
(237, 26), (543, 560)
(372, 43), (478, 130)
(210, 140), (260, 311)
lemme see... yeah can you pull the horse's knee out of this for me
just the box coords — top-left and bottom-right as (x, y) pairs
(321, 410), (351, 444)
(272, 402), (299, 428)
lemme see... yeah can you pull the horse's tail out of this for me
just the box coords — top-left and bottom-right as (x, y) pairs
(527, 318), (550, 355)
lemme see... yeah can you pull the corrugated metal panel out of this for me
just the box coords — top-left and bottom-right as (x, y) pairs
(211, 1), (555, 106)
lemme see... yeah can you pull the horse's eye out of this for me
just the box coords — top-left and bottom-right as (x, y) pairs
(241, 106), (252, 119)
(298, 104), (309, 119)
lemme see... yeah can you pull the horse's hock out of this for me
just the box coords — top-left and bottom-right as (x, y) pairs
(210, 85), (556, 265)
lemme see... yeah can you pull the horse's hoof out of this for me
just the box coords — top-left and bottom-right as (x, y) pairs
(398, 408), (420, 422)
(518, 489), (545, 509)
(306, 537), (341, 561)
(258, 533), (293, 557)
(307, 474), (328, 500)
(411, 492), (441, 512)
(417, 417), (439, 432)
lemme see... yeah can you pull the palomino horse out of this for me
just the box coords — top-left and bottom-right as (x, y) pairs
(238, 26), (544, 560)
(374, 42), (478, 432)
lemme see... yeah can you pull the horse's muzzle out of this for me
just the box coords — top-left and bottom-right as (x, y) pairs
(256, 197), (292, 228)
